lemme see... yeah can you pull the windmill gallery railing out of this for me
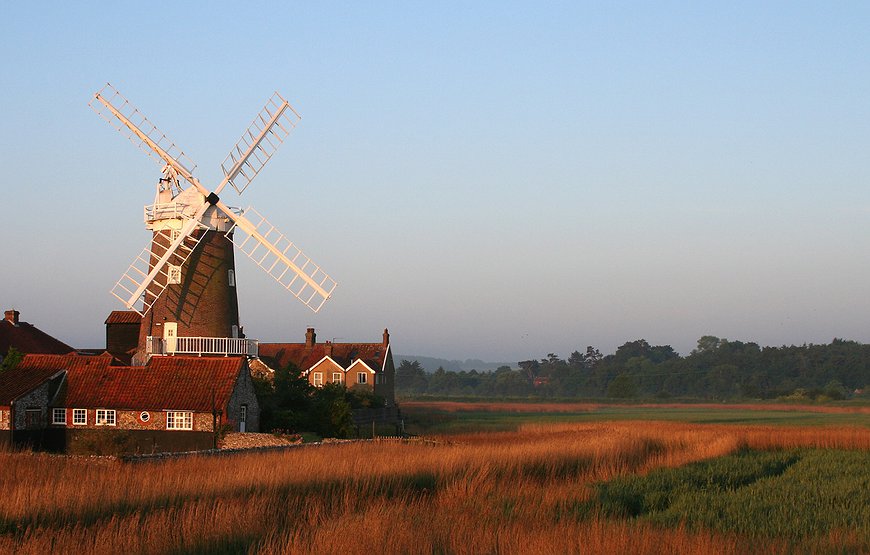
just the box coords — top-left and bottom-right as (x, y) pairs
(146, 336), (258, 357)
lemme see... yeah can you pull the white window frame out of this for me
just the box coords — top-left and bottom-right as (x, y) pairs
(357, 372), (367, 384)
(228, 269), (235, 287)
(332, 372), (343, 383)
(166, 411), (193, 430)
(170, 229), (181, 243)
(168, 264), (182, 285)
(96, 409), (116, 426)
(52, 408), (67, 425)
(313, 372), (323, 387)
(73, 408), (87, 426)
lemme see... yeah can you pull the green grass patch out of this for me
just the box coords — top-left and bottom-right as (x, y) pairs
(404, 405), (870, 435)
(590, 449), (870, 542)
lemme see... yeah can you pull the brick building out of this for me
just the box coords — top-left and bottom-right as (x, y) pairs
(1, 353), (259, 454)
(259, 328), (396, 405)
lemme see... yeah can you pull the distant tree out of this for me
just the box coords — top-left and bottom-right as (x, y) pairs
(693, 335), (725, 355)
(518, 360), (540, 382)
(607, 373), (638, 398)
(584, 346), (603, 368)
(396, 359), (428, 394)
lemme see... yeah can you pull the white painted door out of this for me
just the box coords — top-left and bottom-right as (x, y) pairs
(164, 322), (178, 353)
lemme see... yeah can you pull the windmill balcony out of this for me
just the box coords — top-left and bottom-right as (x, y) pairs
(146, 336), (259, 357)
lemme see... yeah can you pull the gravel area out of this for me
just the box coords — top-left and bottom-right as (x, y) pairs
(220, 432), (302, 449)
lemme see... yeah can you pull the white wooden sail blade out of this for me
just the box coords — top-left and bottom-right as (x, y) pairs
(110, 221), (207, 315)
(219, 92), (301, 195)
(227, 207), (336, 312)
(90, 83), (197, 180)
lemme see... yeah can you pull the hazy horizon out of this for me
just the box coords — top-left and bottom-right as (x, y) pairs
(3, 3), (869, 362)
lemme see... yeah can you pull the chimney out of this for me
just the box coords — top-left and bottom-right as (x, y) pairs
(325, 340), (333, 357)
(4, 309), (19, 326)
(305, 327), (316, 347)
(383, 328), (390, 346)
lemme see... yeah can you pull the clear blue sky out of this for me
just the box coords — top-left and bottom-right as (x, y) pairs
(2, 2), (869, 362)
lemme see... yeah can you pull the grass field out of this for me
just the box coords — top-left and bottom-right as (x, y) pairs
(1, 403), (868, 554)
(401, 400), (870, 434)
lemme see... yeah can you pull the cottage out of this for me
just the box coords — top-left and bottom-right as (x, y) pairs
(3, 353), (259, 454)
(259, 328), (395, 405)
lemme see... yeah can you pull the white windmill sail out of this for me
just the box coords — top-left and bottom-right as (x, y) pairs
(219, 92), (301, 195)
(90, 84), (197, 180)
(227, 207), (337, 312)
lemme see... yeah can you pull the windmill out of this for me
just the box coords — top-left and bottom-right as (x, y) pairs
(90, 84), (337, 364)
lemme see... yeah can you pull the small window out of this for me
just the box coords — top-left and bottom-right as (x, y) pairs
(168, 264), (182, 285)
(357, 373), (367, 384)
(96, 409), (116, 426)
(166, 411), (193, 430)
(240, 405), (247, 422)
(228, 269), (235, 287)
(170, 229), (181, 243)
(332, 372), (343, 383)
(52, 408), (67, 425)
(73, 409), (87, 425)
(312, 372), (323, 387)
(140, 411), (151, 423)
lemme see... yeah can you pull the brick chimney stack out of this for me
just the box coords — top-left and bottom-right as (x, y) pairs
(4, 309), (19, 326)
(325, 340), (333, 356)
(305, 327), (316, 348)
(383, 328), (390, 346)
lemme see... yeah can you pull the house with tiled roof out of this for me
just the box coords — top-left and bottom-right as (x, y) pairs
(0, 309), (74, 363)
(258, 328), (396, 405)
(2, 353), (258, 454)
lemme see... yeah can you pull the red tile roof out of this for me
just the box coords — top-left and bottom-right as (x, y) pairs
(105, 311), (142, 325)
(57, 356), (245, 412)
(0, 364), (64, 405)
(12, 353), (246, 412)
(259, 342), (388, 372)
(1, 319), (74, 356)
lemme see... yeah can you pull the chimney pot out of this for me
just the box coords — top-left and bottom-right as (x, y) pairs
(4, 309), (19, 326)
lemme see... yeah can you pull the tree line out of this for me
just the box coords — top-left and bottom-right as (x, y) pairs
(396, 336), (870, 401)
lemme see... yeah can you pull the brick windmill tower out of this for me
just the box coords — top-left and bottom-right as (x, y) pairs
(90, 84), (337, 365)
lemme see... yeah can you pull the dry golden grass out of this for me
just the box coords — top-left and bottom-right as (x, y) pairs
(1, 421), (867, 554)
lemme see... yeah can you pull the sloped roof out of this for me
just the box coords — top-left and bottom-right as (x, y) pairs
(259, 342), (388, 373)
(0, 319), (74, 356)
(56, 356), (245, 412)
(105, 311), (142, 325)
(12, 353), (245, 412)
(0, 364), (64, 405)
